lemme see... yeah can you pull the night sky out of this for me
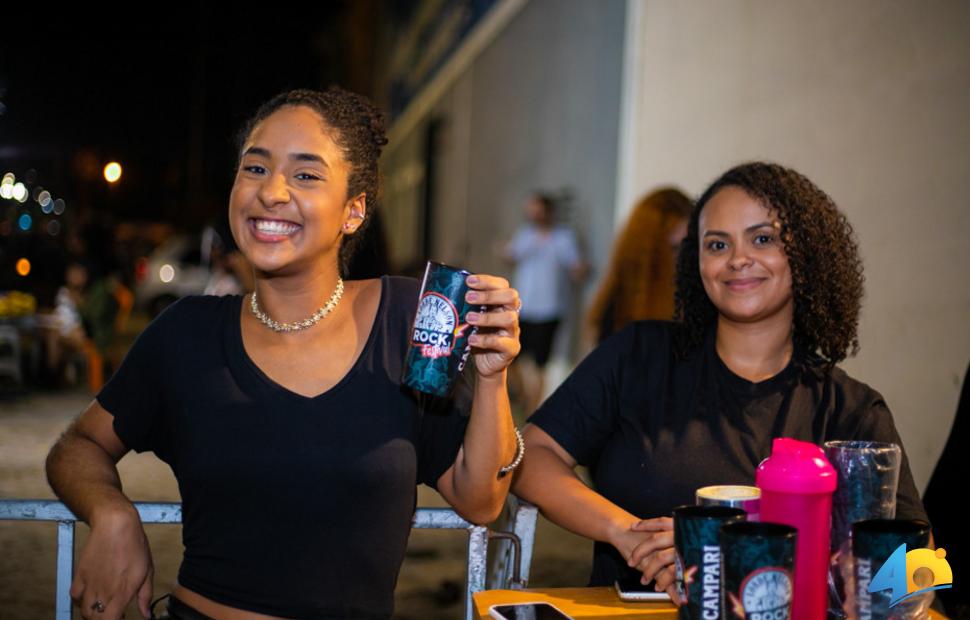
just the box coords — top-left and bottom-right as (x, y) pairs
(0, 4), (375, 228)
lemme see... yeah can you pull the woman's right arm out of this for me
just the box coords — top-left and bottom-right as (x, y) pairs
(513, 424), (679, 601)
(46, 400), (154, 620)
(515, 424), (639, 546)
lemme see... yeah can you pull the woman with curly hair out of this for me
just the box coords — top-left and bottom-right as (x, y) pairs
(46, 87), (522, 620)
(512, 162), (926, 603)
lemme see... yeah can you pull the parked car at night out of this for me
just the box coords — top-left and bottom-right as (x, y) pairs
(134, 235), (210, 317)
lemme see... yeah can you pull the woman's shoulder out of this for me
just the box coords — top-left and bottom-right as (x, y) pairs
(810, 363), (909, 448)
(589, 320), (677, 369)
(800, 359), (890, 425)
(141, 294), (240, 342)
(380, 274), (421, 294)
(622, 320), (678, 351)
(801, 357), (885, 402)
(107, 295), (237, 381)
(159, 294), (239, 322)
(376, 275), (420, 313)
(829, 365), (887, 404)
(627, 319), (677, 336)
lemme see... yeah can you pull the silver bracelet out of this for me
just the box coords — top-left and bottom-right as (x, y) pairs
(498, 427), (525, 478)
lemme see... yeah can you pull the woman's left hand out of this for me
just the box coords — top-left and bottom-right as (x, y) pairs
(464, 274), (521, 379)
(626, 517), (683, 605)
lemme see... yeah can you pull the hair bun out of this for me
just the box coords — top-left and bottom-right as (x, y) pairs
(324, 85), (388, 154)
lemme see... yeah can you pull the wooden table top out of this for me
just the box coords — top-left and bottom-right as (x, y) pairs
(472, 587), (950, 619)
(473, 587), (677, 619)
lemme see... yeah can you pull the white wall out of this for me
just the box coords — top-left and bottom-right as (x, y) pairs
(622, 0), (970, 489)
(384, 0), (627, 363)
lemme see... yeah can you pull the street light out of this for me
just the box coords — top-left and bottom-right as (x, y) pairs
(104, 162), (122, 183)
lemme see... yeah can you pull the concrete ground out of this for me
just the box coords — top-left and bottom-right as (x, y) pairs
(0, 389), (591, 620)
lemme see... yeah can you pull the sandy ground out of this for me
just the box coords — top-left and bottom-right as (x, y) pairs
(0, 389), (591, 620)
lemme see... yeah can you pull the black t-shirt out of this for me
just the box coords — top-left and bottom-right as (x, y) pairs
(528, 321), (927, 587)
(97, 276), (471, 619)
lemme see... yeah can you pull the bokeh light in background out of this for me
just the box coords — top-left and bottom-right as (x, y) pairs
(38, 191), (53, 212)
(0, 174), (14, 199)
(12, 183), (28, 202)
(15, 258), (31, 277)
(17, 214), (32, 231)
(159, 264), (175, 283)
(103, 162), (122, 183)
(52, 199), (66, 215)
(47, 220), (61, 236)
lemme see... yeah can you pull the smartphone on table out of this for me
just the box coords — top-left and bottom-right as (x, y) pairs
(614, 577), (673, 602)
(488, 602), (573, 619)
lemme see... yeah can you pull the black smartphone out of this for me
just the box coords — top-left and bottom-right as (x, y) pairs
(488, 602), (573, 619)
(614, 577), (673, 602)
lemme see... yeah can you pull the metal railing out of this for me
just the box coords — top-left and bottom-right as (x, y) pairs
(487, 495), (538, 590)
(0, 499), (512, 620)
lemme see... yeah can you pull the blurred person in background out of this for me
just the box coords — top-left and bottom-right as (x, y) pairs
(46, 86), (521, 620)
(503, 192), (587, 414)
(38, 260), (123, 391)
(585, 188), (692, 348)
(40, 262), (90, 386)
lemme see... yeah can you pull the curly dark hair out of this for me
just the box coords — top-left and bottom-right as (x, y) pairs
(674, 162), (865, 368)
(236, 86), (388, 276)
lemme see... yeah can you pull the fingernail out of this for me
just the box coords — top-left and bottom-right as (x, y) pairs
(467, 312), (481, 322)
(467, 275), (479, 284)
(466, 292), (480, 302)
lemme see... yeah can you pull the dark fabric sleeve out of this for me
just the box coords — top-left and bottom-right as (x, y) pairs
(837, 393), (929, 524)
(95, 300), (174, 454)
(527, 325), (629, 467)
(415, 369), (473, 489)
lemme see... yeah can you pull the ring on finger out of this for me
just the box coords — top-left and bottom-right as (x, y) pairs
(91, 600), (106, 613)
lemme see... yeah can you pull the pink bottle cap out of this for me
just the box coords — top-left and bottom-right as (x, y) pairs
(756, 437), (837, 494)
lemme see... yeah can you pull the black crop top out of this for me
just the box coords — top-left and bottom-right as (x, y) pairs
(97, 276), (471, 618)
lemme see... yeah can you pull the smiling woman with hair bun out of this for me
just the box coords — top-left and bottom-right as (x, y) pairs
(46, 86), (522, 620)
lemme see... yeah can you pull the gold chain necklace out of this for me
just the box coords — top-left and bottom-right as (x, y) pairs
(249, 278), (344, 333)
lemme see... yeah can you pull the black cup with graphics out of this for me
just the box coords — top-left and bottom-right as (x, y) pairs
(720, 521), (797, 620)
(851, 519), (933, 619)
(673, 505), (746, 619)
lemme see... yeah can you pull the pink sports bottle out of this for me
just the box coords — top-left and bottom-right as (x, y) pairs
(756, 438), (837, 620)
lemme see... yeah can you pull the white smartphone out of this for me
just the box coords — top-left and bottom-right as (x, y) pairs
(488, 602), (573, 619)
(614, 578), (673, 602)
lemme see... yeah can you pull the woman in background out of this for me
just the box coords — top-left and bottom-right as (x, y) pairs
(585, 188), (691, 345)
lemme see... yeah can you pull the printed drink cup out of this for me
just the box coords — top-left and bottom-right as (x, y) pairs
(403, 261), (483, 396)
